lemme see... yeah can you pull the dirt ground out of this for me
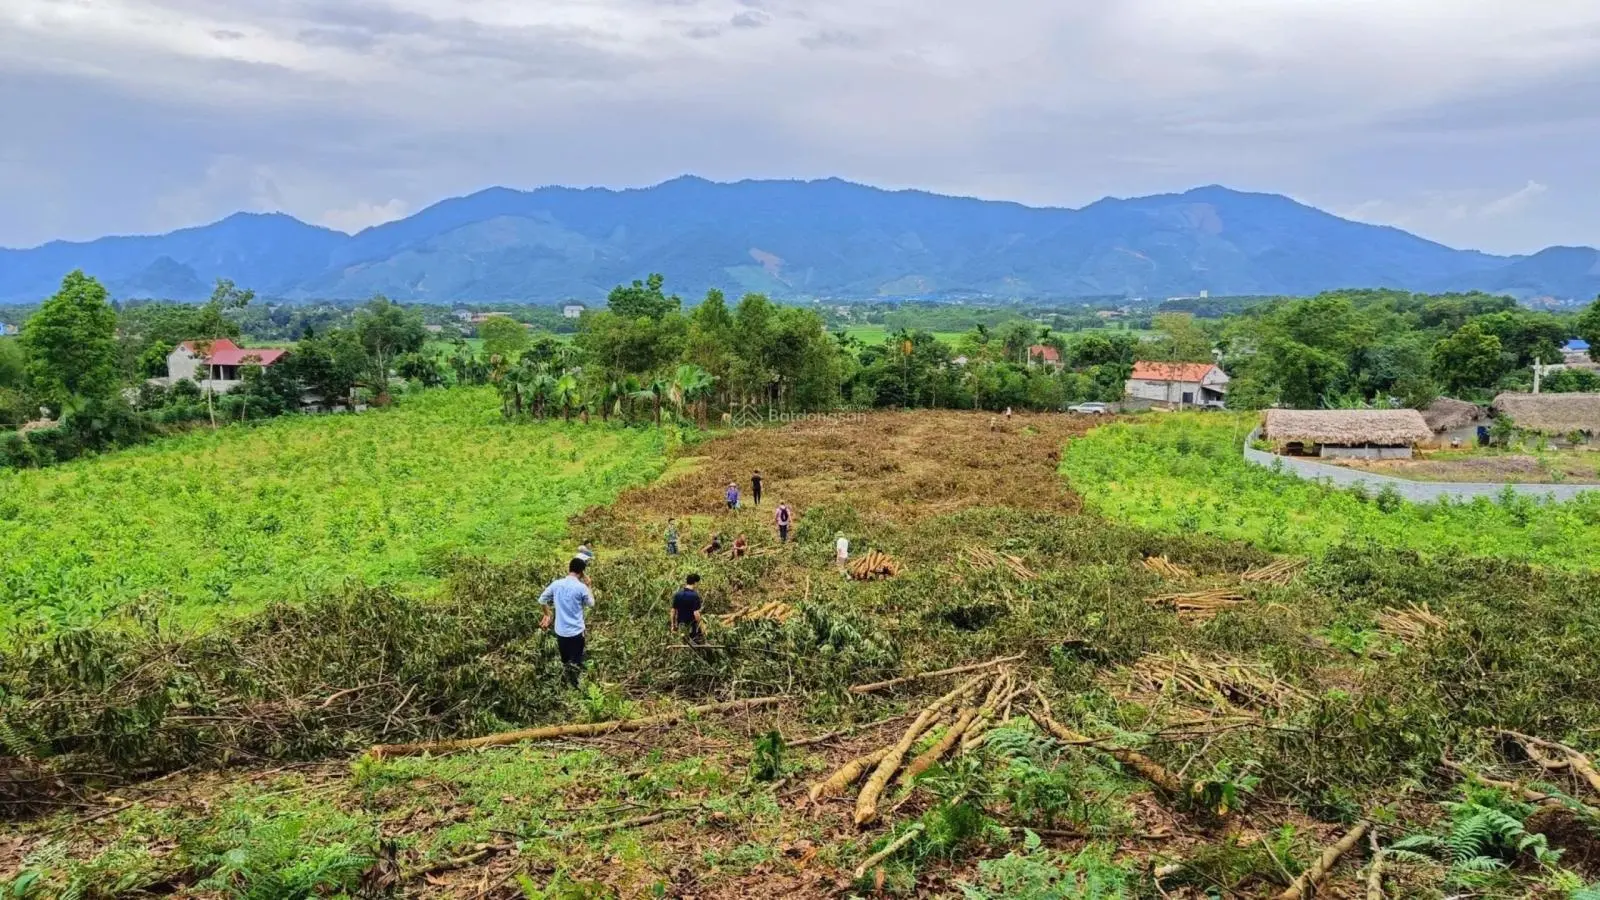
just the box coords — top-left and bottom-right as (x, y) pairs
(1327, 448), (1600, 483)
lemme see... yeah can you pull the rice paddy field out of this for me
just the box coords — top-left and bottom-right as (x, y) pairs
(0, 387), (668, 632)
(8, 410), (1600, 899)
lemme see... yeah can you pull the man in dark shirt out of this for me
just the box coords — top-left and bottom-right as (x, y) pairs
(751, 470), (764, 506)
(671, 574), (704, 642)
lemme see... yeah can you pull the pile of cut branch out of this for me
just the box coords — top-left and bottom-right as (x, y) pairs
(1142, 555), (1194, 579)
(814, 665), (1024, 826)
(717, 601), (796, 625)
(848, 550), (901, 581)
(964, 547), (1037, 580)
(1376, 603), (1447, 643)
(1240, 558), (1306, 586)
(1146, 588), (1247, 621)
(1125, 651), (1308, 712)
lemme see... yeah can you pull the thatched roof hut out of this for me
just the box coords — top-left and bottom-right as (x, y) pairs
(1421, 397), (1483, 433)
(1491, 393), (1600, 435)
(1262, 409), (1432, 446)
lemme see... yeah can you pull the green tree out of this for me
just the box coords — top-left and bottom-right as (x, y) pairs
(607, 273), (680, 321)
(353, 296), (427, 400)
(1431, 322), (1506, 395)
(478, 315), (530, 361)
(21, 271), (120, 411)
(1576, 296), (1600, 363)
(1150, 312), (1214, 362)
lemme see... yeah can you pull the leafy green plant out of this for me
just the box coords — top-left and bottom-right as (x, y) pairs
(196, 815), (374, 899)
(959, 833), (1131, 899)
(749, 729), (787, 782)
(1388, 799), (1562, 884)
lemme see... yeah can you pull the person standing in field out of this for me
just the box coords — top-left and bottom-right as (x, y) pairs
(775, 502), (793, 543)
(665, 519), (680, 556)
(725, 481), (741, 510)
(671, 574), (703, 643)
(751, 470), (764, 506)
(539, 557), (595, 688)
(835, 532), (850, 567)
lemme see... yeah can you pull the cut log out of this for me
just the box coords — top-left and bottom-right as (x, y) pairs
(1501, 730), (1600, 797)
(370, 696), (783, 758)
(849, 655), (1024, 695)
(810, 747), (894, 803)
(899, 707), (979, 786)
(1277, 821), (1370, 900)
(855, 673), (991, 826)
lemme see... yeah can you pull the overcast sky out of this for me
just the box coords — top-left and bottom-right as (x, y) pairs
(3, 0), (1599, 254)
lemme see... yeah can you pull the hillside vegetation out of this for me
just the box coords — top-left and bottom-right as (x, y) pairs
(0, 388), (667, 632)
(1062, 413), (1600, 567)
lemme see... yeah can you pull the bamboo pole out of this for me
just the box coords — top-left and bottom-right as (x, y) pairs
(1277, 821), (1370, 900)
(898, 708), (979, 786)
(849, 655), (1024, 695)
(370, 696), (783, 758)
(1028, 709), (1187, 795)
(853, 823), (924, 880)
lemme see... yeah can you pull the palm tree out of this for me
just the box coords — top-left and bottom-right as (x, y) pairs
(552, 373), (581, 422)
(631, 377), (668, 427)
(670, 364), (717, 428)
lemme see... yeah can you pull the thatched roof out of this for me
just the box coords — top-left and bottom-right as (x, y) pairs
(1421, 397), (1483, 432)
(1262, 409), (1432, 446)
(1491, 392), (1600, 435)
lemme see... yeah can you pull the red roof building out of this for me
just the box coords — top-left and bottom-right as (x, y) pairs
(1126, 360), (1230, 408)
(1027, 344), (1063, 369)
(167, 338), (287, 392)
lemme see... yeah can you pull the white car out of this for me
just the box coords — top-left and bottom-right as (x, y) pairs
(1068, 402), (1111, 415)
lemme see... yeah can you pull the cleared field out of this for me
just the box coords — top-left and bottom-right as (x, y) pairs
(1061, 412), (1600, 566)
(1331, 447), (1600, 484)
(0, 387), (667, 631)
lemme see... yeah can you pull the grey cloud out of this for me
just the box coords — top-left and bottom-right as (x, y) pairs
(211, 29), (247, 41)
(682, 24), (721, 39)
(800, 28), (867, 50)
(730, 10), (769, 28)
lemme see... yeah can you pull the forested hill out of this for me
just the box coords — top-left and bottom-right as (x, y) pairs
(3, 177), (1597, 304)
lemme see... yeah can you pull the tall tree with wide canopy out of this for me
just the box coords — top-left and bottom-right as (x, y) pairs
(22, 270), (120, 412)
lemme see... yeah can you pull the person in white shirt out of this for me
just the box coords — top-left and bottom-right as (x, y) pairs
(539, 558), (596, 687)
(835, 533), (850, 566)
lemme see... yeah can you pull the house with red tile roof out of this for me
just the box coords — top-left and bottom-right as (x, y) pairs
(1027, 344), (1063, 370)
(167, 338), (288, 393)
(1125, 361), (1229, 408)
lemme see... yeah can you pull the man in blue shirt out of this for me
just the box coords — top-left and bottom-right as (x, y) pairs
(540, 557), (596, 688)
(671, 573), (704, 643)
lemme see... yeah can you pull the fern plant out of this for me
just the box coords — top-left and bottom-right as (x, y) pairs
(1388, 799), (1562, 885)
(959, 834), (1131, 900)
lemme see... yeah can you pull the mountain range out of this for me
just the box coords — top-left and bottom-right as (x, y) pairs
(2, 177), (1598, 305)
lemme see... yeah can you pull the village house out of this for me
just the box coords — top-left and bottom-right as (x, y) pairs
(1491, 392), (1600, 443)
(562, 304), (586, 319)
(1420, 397), (1484, 445)
(1027, 344), (1063, 370)
(1124, 361), (1229, 409)
(1262, 409), (1433, 460)
(1563, 339), (1594, 367)
(166, 339), (287, 394)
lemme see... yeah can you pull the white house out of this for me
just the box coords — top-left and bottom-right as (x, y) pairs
(167, 339), (287, 394)
(562, 304), (586, 319)
(1124, 361), (1229, 408)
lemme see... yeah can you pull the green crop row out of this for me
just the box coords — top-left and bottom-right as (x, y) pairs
(1061, 413), (1600, 568)
(0, 387), (668, 633)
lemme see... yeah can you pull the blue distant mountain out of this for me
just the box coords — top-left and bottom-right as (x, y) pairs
(1, 177), (1595, 304)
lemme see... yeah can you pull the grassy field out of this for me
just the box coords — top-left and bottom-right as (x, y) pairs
(842, 325), (967, 347)
(1061, 413), (1600, 568)
(0, 387), (667, 632)
(11, 411), (1600, 899)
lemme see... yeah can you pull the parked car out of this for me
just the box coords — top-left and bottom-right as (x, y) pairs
(1067, 402), (1111, 415)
